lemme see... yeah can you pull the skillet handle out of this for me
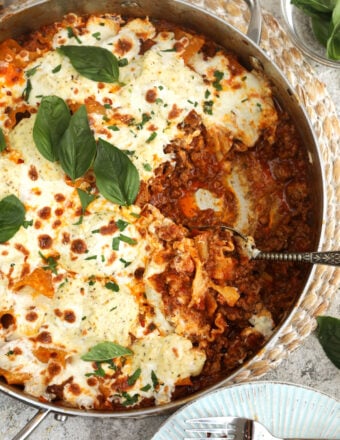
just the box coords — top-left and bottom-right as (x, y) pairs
(11, 408), (51, 440)
(244, 0), (262, 44)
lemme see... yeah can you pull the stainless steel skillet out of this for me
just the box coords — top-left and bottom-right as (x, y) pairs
(0, 0), (325, 438)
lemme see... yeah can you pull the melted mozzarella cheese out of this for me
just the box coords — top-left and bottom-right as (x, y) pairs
(0, 13), (279, 409)
(125, 333), (206, 405)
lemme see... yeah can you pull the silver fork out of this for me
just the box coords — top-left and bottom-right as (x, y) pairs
(185, 416), (331, 440)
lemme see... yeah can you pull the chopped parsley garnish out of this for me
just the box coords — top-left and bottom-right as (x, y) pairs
(119, 234), (137, 245)
(151, 370), (159, 389)
(105, 281), (120, 292)
(108, 125), (120, 131)
(146, 132), (157, 143)
(121, 392), (139, 406)
(130, 212), (140, 219)
(161, 47), (177, 52)
(26, 65), (40, 78)
(127, 368), (141, 386)
(52, 64), (62, 73)
(92, 32), (101, 40)
(118, 58), (128, 67)
(0, 127), (6, 152)
(23, 219), (33, 229)
(115, 219), (129, 231)
(112, 234), (137, 250)
(39, 251), (58, 274)
(203, 100), (214, 115)
(66, 26), (82, 44)
(88, 275), (96, 285)
(22, 79), (32, 102)
(212, 70), (224, 91)
(143, 163), (152, 172)
(120, 258), (132, 267)
(85, 362), (106, 378)
(136, 113), (151, 130)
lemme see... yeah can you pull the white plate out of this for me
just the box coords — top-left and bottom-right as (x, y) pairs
(151, 381), (340, 439)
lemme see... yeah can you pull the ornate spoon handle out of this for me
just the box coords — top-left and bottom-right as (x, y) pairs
(254, 251), (340, 267)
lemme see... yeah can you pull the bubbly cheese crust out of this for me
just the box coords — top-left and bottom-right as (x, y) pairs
(0, 13), (277, 409)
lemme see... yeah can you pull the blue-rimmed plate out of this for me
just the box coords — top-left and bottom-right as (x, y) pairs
(151, 382), (340, 439)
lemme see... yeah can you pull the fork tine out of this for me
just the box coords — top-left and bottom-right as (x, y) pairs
(186, 416), (237, 425)
(186, 428), (231, 434)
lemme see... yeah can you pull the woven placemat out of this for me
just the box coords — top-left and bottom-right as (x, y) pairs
(187, 0), (339, 382)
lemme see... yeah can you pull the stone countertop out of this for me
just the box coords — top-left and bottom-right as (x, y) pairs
(0, 1), (339, 439)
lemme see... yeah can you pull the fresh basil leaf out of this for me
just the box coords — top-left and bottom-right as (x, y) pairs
(33, 95), (71, 162)
(0, 127), (6, 152)
(0, 195), (26, 243)
(312, 15), (332, 45)
(327, 1), (340, 59)
(316, 316), (340, 368)
(291, 0), (335, 14)
(58, 105), (96, 180)
(57, 45), (119, 83)
(74, 188), (97, 225)
(81, 341), (133, 362)
(94, 138), (140, 206)
(77, 188), (96, 214)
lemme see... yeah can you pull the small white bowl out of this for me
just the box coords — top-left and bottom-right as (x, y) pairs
(280, 0), (340, 69)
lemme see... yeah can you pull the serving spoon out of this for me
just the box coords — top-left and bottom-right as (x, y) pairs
(190, 225), (340, 267)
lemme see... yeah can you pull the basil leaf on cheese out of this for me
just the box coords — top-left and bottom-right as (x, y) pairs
(0, 195), (26, 243)
(81, 342), (133, 362)
(316, 316), (340, 368)
(0, 128), (6, 152)
(33, 95), (71, 162)
(74, 188), (97, 225)
(94, 138), (140, 206)
(58, 105), (96, 180)
(57, 45), (119, 83)
(77, 188), (97, 214)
